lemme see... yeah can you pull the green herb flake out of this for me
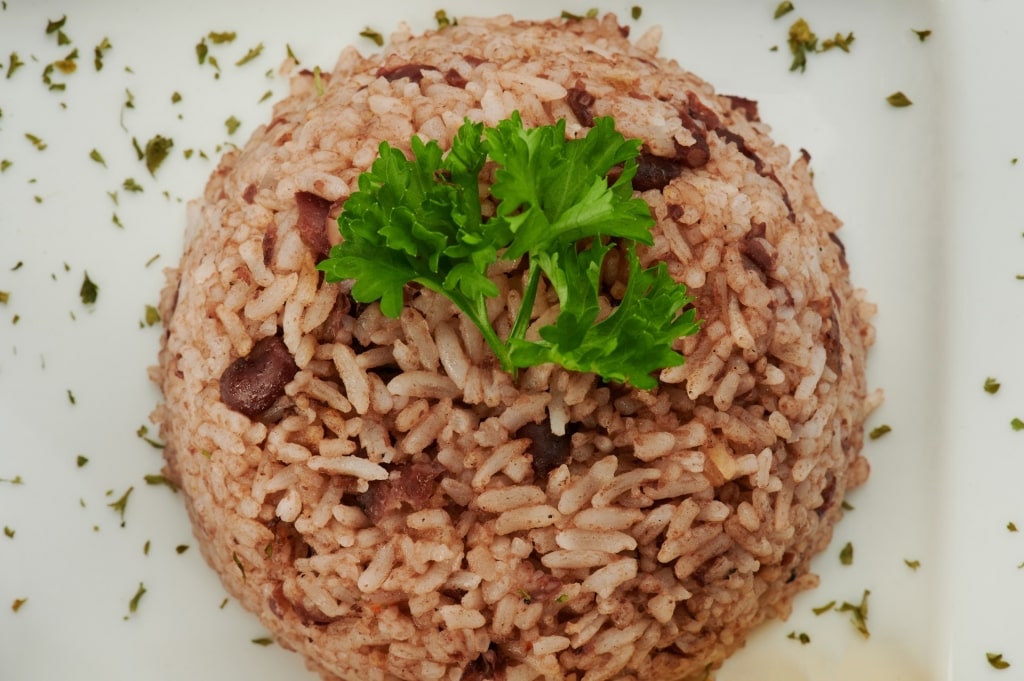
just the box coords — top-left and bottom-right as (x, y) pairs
(787, 631), (810, 644)
(183, 148), (194, 160)
(143, 135), (174, 177)
(145, 254), (160, 268)
(1009, 521), (1018, 532)
(984, 377), (1001, 394)
(208, 55), (221, 74)
(259, 89), (273, 103)
(886, 91), (913, 108)
(195, 38), (208, 65)
(80, 271), (98, 305)
(586, 8), (599, 18)
(3, 526), (14, 539)
(235, 43), (264, 67)
(904, 558), (921, 570)
(11, 597), (27, 613)
(233, 551), (247, 582)
(0, 291), (8, 304)
(987, 653), (1011, 670)
(219, 597), (229, 609)
(25, 133), (47, 151)
(123, 177), (143, 193)
(144, 304), (161, 326)
(1012, 417), (1024, 432)
(631, 6), (643, 20)
(286, 43), (299, 64)
(89, 149), (106, 167)
(821, 32), (855, 53)
(143, 540), (151, 555)
(264, 541), (273, 558)
(66, 389), (76, 404)
(171, 91), (182, 104)
(839, 541), (854, 566)
(225, 116), (241, 135)
(176, 544), (189, 554)
(251, 637), (274, 646)
(435, 9), (453, 28)
(45, 15), (67, 36)
(359, 27), (384, 46)
(34, 195), (43, 204)
(208, 30), (236, 44)
(144, 474), (178, 492)
(54, 48), (79, 74)
(128, 582), (147, 614)
(774, 1), (795, 19)
(913, 29), (932, 42)
(837, 589), (871, 638)
(112, 213), (124, 229)
(1, 159), (11, 172)
(868, 424), (891, 440)
(76, 454), (89, 467)
(6, 51), (24, 78)
(93, 37), (112, 71)
(107, 486), (134, 526)
(317, 114), (701, 388)
(561, 10), (584, 20)
(136, 424), (165, 449)
(811, 600), (836, 616)
(787, 18), (818, 72)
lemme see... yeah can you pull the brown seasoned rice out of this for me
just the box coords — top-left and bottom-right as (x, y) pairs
(153, 12), (876, 681)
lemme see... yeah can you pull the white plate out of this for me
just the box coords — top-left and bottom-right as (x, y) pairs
(1, 1), (1020, 679)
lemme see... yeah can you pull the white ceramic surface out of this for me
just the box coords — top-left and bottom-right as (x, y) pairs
(1, 1), (1020, 679)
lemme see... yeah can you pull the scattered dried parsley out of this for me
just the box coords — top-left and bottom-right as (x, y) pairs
(144, 474), (178, 492)
(67, 389), (76, 404)
(225, 116), (241, 135)
(1012, 417), (1024, 432)
(787, 18), (817, 72)
(787, 631), (810, 644)
(839, 541), (854, 566)
(25, 133), (47, 151)
(76, 455), (88, 467)
(143, 540), (151, 555)
(868, 424), (891, 440)
(144, 135), (174, 176)
(912, 29), (932, 42)
(0, 291), (8, 304)
(144, 304), (161, 326)
(258, 89), (272, 103)
(112, 213), (124, 229)
(233, 551), (247, 581)
(904, 558), (921, 570)
(887, 91), (913, 107)
(312, 66), (325, 97)
(286, 44), (299, 64)
(53, 48), (79, 74)
(80, 271), (98, 304)
(7, 51), (24, 78)
(3, 526), (13, 538)
(264, 541), (273, 558)
(1009, 522), (1018, 532)
(46, 15), (70, 45)
(837, 590), (871, 638)
(107, 486), (134, 526)
(144, 254), (160, 268)
(631, 5), (642, 20)
(0, 475), (23, 485)
(93, 37), (111, 70)
(89, 149), (106, 167)
(560, 9), (598, 20)
(136, 424), (165, 449)
(360, 27), (384, 46)
(219, 597), (229, 609)
(985, 377), (1002, 394)
(10, 261), (22, 271)
(123, 177), (143, 192)
(774, 1), (794, 19)
(811, 600), (836, 616)
(176, 544), (189, 554)
(208, 30), (236, 44)
(128, 582), (147, 614)
(11, 597), (27, 613)
(821, 32), (855, 52)
(196, 38), (209, 64)
(987, 653), (1011, 670)
(435, 10), (454, 28)
(1, 159), (11, 171)
(171, 91), (182, 104)
(251, 637), (274, 646)
(235, 43), (263, 66)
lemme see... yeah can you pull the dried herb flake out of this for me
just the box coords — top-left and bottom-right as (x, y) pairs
(1012, 417), (1024, 432)
(208, 31), (236, 44)
(887, 91), (913, 108)
(286, 44), (299, 64)
(787, 18), (818, 72)
(987, 653), (1011, 670)
(176, 544), (189, 554)
(80, 271), (98, 304)
(89, 149), (106, 167)
(251, 637), (274, 646)
(93, 37), (112, 71)
(3, 526), (13, 539)
(435, 10), (454, 28)
(144, 135), (174, 176)
(839, 541), (854, 566)
(144, 304), (161, 326)
(25, 133), (47, 151)
(76, 455), (89, 467)
(128, 582), (146, 614)
(985, 377), (1001, 394)
(123, 177), (143, 193)
(11, 597), (26, 613)
(359, 27), (384, 46)
(6, 51), (24, 78)
(912, 29), (932, 42)
(225, 116), (241, 135)
(107, 486), (134, 526)
(144, 474), (178, 492)
(811, 600), (836, 616)
(136, 424), (165, 449)
(787, 631), (810, 644)
(837, 590), (871, 638)
(774, 1), (794, 19)
(904, 558), (921, 570)
(868, 424), (891, 440)
(235, 43), (264, 66)
(195, 38), (208, 65)
(0, 291), (8, 304)
(631, 5), (642, 20)
(1009, 521), (1018, 533)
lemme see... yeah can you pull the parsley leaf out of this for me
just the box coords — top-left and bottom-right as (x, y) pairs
(317, 114), (700, 387)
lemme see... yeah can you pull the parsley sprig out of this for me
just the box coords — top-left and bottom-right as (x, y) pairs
(317, 113), (700, 388)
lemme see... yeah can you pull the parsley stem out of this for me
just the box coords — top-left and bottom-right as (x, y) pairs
(418, 277), (512, 371)
(508, 259), (542, 346)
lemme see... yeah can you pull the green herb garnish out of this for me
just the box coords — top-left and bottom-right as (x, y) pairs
(987, 653), (1011, 670)
(1012, 417), (1024, 432)
(143, 540), (150, 555)
(76, 455), (88, 467)
(144, 474), (178, 492)
(123, 177), (143, 192)
(359, 27), (384, 46)
(7, 51), (24, 78)
(787, 18), (817, 72)
(128, 582), (146, 614)
(886, 91), (913, 108)
(317, 114), (700, 388)
(176, 544), (189, 554)
(868, 424), (891, 440)
(820, 32), (855, 52)
(89, 149), (107, 167)
(0, 291), (8, 304)
(80, 271), (98, 304)
(93, 37), (111, 71)
(225, 116), (241, 135)
(904, 558), (920, 570)
(208, 31), (236, 44)
(11, 597), (26, 613)
(107, 486), (134, 526)
(136, 424), (165, 449)
(25, 133), (47, 151)
(3, 526), (14, 538)
(286, 44), (299, 64)
(235, 43), (263, 66)
(233, 551), (246, 582)
(144, 135), (174, 177)
(435, 10), (454, 28)
(1008, 522), (1018, 533)
(774, 1), (794, 19)
(837, 590), (871, 638)
(252, 637), (273, 646)
(54, 48), (78, 74)
(811, 600), (835, 616)
(912, 29), (932, 42)
(631, 5), (643, 20)
(1, 159), (11, 172)
(258, 90), (272, 103)
(787, 631), (810, 644)
(839, 541), (853, 565)
(985, 377), (1001, 394)
(144, 304), (161, 326)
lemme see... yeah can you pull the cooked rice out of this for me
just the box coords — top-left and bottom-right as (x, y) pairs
(153, 13), (876, 681)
